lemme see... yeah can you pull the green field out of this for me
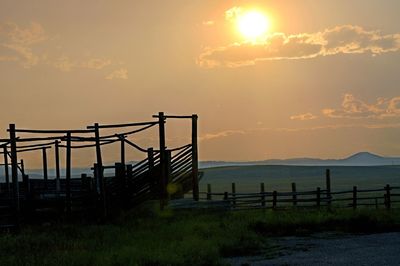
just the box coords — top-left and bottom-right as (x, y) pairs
(200, 165), (400, 193)
(1, 207), (400, 266)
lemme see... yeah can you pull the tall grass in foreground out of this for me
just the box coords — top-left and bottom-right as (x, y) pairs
(0, 204), (399, 266)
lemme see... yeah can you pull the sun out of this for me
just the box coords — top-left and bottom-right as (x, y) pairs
(237, 10), (270, 40)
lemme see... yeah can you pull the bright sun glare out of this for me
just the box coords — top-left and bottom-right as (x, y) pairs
(237, 10), (270, 40)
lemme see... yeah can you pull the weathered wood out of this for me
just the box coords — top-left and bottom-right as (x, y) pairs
(55, 140), (61, 192)
(385, 184), (391, 209)
(147, 148), (155, 195)
(3, 146), (10, 194)
(12, 128), (94, 134)
(21, 159), (30, 197)
(353, 186), (357, 210)
(272, 191), (277, 209)
(291, 182), (297, 207)
(9, 124), (20, 216)
(120, 137), (125, 165)
(260, 183), (265, 207)
(94, 123), (106, 217)
(326, 169), (331, 207)
(231, 183), (236, 208)
(42, 147), (48, 187)
(65, 132), (72, 216)
(191, 114), (199, 201)
(207, 184), (212, 200)
(316, 187), (321, 207)
(87, 121), (157, 129)
(158, 112), (167, 209)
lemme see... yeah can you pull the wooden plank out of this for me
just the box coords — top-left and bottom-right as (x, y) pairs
(191, 114), (199, 201)
(260, 183), (265, 207)
(55, 140), (61, 192)
(3, 146), (10, 194)
(9, 124), (20, 217)
(65, 132), (72, 216)
(292, 182), (297, 207)
(87, 121), (157, 129)
(94, 123), (106, 217)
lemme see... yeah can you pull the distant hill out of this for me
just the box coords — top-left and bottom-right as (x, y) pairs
(199, 152), (400, 168)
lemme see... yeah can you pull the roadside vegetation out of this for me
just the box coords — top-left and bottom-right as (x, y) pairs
(0, 204), (399, 266)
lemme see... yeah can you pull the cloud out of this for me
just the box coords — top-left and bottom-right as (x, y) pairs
(199, 129), (245, 141)
(0, 22), (119, 76)
(202, 21), (215, 26)
(0, 22), (47, 68)
(105, 68), (128, 80)
(322, 94), (400, 119)
(200, 123), (400, 142)
(290, 113), (318, 121)
(198, 25), (400, 68)
(52, 56), (112, 72)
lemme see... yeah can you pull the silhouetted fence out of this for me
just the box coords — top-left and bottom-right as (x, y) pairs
(201, 170), (400, 210)
(0, 112), (200, 230)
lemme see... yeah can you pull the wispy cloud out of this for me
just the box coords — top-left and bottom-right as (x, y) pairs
(323, 94), (400, 119)
(290, 113), (317, 121)
(105, 68), (128, 80)
(198, 25), (400, 68)
(0, 21), (124, 79)
(200, 122), (400, 141)
(0, 22), (47, 68)
(199, 129), (245, 141)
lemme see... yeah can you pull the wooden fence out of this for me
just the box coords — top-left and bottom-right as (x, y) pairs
(0, 112), (199, 230)
(201, 170), (400, 210)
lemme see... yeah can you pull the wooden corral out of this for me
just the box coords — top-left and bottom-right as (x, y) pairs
(0, 113), (200, 230)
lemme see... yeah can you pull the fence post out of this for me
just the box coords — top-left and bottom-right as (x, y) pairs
(120, 135), (125, 165)
(115, 163), (125, 207)
(3, 146), (10, 195)
(165, 150), (172, 201)
(231, 183), (236, 208)
(207, 184), (212, 200)
(55, 140), (61, 193)
(291, 182), (297, 207)
(94, 123), (106, 217)
(21, 159), (29, 197)
(65, 132), (72, 217)
(385, 184), (391, 209)
(260, 183), (265, 207)
(9, 124), (20, 218)
(81, 173), (88, 190)
(42, 147), (48, 189)
(352, 186), (357, 210)
(316, 187), (321, 208)
(272, 190), (277, 209)
(191, 114), (199, 201)
(157, 112), (167, 209)
(326, 169), (331, 208)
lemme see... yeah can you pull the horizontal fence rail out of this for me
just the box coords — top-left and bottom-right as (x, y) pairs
(200, 182), (400, 210)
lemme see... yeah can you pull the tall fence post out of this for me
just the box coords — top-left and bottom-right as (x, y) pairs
(207, 184), (212, 200)
(120, 135), (125, 165)
(385, 184), (391, 209)
(316, 187), (321, 208)
(326, 169), (331, 208)
(165, 150), (172, 201)
(272, 190), (277, 209)
(9, 124), (20, 218)
(157, 112), (167, 209)
(21, 159), (29, 197)
(260, 183), (265, 207)
(191, 114), (199, 201)
(65, 132), (72, 217)
(55, 140), (61, 193)
(94, 123), (106, 217)
(231, 183), (236, 208)
(291, 182), (297, 207)
(3, 146), (10, 195)
(42, 147), (48, 188)
(115, 162), (125, 208)
(352, 186), (357, 210)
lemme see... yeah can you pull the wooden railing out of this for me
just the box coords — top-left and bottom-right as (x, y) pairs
(201, 183), (400, 210)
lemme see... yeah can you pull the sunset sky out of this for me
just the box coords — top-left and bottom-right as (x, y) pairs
(1, 1), (400, 167)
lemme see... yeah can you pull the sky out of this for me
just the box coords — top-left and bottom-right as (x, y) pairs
(1, 0), (400, 167)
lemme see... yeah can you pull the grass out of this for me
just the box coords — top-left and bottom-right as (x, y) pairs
(0, 204), (400, 266)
